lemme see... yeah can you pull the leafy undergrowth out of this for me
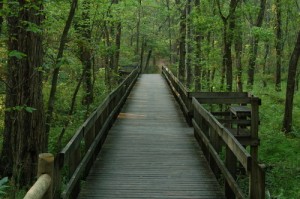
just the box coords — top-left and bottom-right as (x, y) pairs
(46, 68), (109, 154)
(252, 83), (300, 198)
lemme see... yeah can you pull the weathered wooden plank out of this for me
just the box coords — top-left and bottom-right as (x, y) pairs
(78, 74), (224, 199)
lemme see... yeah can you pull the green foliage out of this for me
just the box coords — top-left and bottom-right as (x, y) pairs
(251, 83), (300, 198)
(0, 177), (9, 197)
(251, 27), (274, 42)
(8, 50), (26, 59)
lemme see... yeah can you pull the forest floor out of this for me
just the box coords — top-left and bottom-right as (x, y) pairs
(253, 84), (300, 198)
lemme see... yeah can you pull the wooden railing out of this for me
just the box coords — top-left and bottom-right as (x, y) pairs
(24, 67), (140, 199)
(55, 67), (139, 198)
(161, 66), (265, 199)
(161, 66), (192, 125)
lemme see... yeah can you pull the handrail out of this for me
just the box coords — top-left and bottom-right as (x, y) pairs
(24, 153), (54, 199)
(54, 67), (140, 198)
(161, 66), (192, 125)
(161, 66), (265, 199)
(192, 98), (265, 198)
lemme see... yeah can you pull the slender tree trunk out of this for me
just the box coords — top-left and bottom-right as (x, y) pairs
(234, 2), (243, 92)
(282, 31), (300, 133)
(194, 0), (202, 91)
(140, 38), (146, 72)
(136, 0), (142, 56)
(186, 0), (192, 89)
(296, 69), (300, 91)
(235, 30), (243, 92)
(262, 43), (270, 87)
(166, 0), (173, 63)
(275, 0), (282, 91)
(45, 0), (78, 147)
(114, 21), (122, 72)
(77, 0), (93, 105)
(216, 0), (238, 91)
(247, 0), (267, 88)
(1, 0), (45, 187)
(0, 1), (3, 34)
(145, 49), (152, 72)
(177, 1), (186, 82)
(104, 21), (112, 89)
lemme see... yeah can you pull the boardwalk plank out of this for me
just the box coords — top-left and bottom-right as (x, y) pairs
(78, 74), (224, 199)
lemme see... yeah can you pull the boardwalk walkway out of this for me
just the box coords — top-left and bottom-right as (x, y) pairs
(78, 74), (224, 198)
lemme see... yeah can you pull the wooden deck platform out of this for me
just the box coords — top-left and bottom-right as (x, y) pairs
(78, 74), (224, 199)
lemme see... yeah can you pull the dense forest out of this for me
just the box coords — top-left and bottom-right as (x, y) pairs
(0, 0), (299, 198)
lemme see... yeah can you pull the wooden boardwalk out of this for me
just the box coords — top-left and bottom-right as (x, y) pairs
(78, 74), (224, 199)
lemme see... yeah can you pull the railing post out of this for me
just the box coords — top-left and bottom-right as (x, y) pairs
(250, 162), (265, 199)
(37, 153), (54, 199)
(210, 129), (221, 178)
(225, 148), (237, 199)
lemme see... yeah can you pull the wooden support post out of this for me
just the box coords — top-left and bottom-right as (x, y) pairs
(69, 147), (81, 198)
(210, 129), (221, 178)
(84, 124), (96, 177)
(201, 119), (210, 160)
(225, 147), (237, 199)
(24, 153), (54, 199)
(54, 155), (62, 199)
(250, 98), (259, 160)
(250, 161), (265, 199)
(38, 153), (54, 199)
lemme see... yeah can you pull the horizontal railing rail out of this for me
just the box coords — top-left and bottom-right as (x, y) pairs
(161, 66), (265, 199)
(55, 67), (139, 198)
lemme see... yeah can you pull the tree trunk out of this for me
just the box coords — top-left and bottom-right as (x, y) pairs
(296, 70), (300, 91)
(234, 1), (243, 92)
(216, 0), (238, 91)
(1, 0), (45, 187)
(104, 21), (112, 89)
(235, 29), (243, 92)
(166, 0), (173, 63)
(282, 31), (300, 133)
(136, 0), (142, 56)
(140, 38), (146, 72)
(194, 0), (202, 91)
(0, 1), (3, 34)
(77, 0), (93, 106)
(247, 0), (266, 88)
(185, 0), (192, 89)
(275, 0), (282, 91)
(114, 21), (122, 72)
(45, 0), (78, 146)
(145, 49), (152, 72)
(178, 3), (186, 82)
(262, 43), (270, 87)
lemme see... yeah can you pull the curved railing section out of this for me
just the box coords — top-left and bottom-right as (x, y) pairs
(161, 66), (265, 199)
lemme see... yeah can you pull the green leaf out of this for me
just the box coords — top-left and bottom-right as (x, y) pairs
(25, 107), (37, 113)
(0, 177), (8, 186)
(24, 21), (42, 33)
(8, 50), (27, 59)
